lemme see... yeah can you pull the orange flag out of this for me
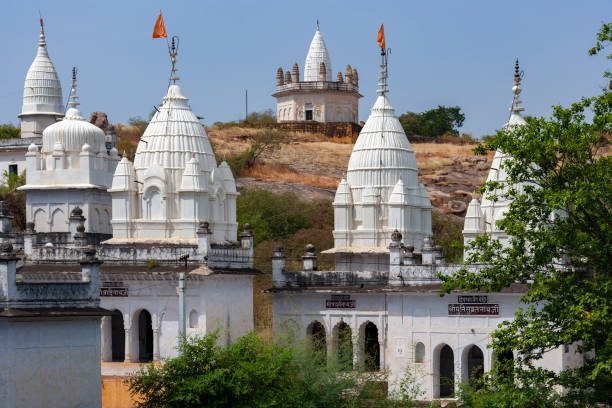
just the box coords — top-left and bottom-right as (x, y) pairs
(377, 23), (386, 51)
(152, 12), (167, 39)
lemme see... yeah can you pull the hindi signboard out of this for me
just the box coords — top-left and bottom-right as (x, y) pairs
(448, 303), (499, 316)
(100, 281), (128, 297)
(326, 294), (355, 309)
(457, 295), (488, 303)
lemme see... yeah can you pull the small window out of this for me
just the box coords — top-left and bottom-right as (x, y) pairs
(305, 110), (313, 121)
(415, 342), (425, 363)
(8, 164), (17, 176)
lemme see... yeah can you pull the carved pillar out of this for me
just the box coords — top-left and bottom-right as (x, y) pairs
(153, 328), (160, 362)
(101, 316), (112, 362)
(124, 319), (133, 363)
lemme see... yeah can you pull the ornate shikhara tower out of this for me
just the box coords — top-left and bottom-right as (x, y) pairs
(273, 23), (362, 124)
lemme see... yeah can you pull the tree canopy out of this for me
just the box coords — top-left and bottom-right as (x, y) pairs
(399, 105), (465, 139)
(128, 332), (360, 408)
(441, 33), (611, 404)
(0, 124), (20, 139)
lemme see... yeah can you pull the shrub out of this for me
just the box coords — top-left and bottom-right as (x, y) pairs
(128, 332), (358, 408)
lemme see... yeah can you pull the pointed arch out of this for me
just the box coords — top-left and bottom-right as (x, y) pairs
(144, 186), (163, 220)
(462, 344), (484, 385)
(433, 343), (455, 398)
(134, 309), (153, 362)
(50, 208), (66, 232)
(359, 321), (380, 371)
(33, 208), (47, 232)
(333, 321), (353, 371)
(414, 342), (425, 363)
(306, 320), (327, 363)
(111, 309), (125, 362)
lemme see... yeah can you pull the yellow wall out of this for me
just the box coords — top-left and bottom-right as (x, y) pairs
(101, 376), (138, 408)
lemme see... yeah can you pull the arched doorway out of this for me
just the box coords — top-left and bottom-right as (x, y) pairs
(363, 322), (380, 371)
(138, 310), (153, 362)
(306, 321), (327, 363)
(439, 345), (455, 398)
(111, 310), (125, 362)
(467, 345), (484, 385)
(334, 322), (353, 371)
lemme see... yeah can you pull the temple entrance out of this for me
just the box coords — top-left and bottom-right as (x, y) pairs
(467, 345), (484, 385)
(363, 322), (380, 371)
(334, 322), (353, 371)
(439, 345), (455, 398)
(306, 321), (327, 364)
(111, 310), (125, 362)
(138, 310), (153, 362)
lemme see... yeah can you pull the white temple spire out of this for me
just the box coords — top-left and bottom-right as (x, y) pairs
(19, 16), (64, 137)
(507, 59), (526, 127)
(38, 15), (46, 49)
(304, 23), (332, 81)
(377, 26), (388, 96)
(68, 67), (79, 109)
(169, 36), (179, 84)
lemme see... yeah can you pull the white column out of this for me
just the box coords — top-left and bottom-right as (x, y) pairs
(100, 316), (112, 362)
(153, 328), (160, 362)
(124, 318), (133, 363)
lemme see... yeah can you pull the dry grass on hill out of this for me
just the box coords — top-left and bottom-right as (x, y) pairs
(242, 163), (339, 190)
(414, 143), (481, 171)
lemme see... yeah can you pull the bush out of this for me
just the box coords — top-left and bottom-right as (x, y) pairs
(0, 124), (20, 139)
(237, 189), (312, 245)
(431, 211), (464, 263)
(225, 129), (284, 176)
(128, 332), (358, 408)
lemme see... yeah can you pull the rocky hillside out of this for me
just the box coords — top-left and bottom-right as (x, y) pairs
(208, 126), (493, 217)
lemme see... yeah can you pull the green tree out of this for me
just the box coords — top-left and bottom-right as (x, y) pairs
(588, 22), (611, 78)
(225, 129), (284, 176)
(440, 87), (611, 404)
(240, 109), (276, 127)
(236, 189), (312, 245)
(0, 124), (20, 139)
(0, 170), (26, 231)
(128, 332), (359, 408)
(399, 105), (465, 139)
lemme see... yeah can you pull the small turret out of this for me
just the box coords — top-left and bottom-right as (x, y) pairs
(352, 68), (358, 86)
(337, 71), (343, 82)
(284, 71), (292, 84)
(292, 63), (300, 83)
(463, 198), (485, 259)
(319, 62), (326, 81)
(345, 64), (353, 83)
(276, 67), (284, 86)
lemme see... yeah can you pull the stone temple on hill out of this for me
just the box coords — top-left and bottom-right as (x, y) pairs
(270, 53), (579, 400)
(273, 23), (362, 126)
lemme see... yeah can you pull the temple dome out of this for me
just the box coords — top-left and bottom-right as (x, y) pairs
(133, 84), (217, 182)
(19, 24), (63, 118)
(346, 94), (419, 202)
(41, 73), (104, 154)
(303, 26), (332, 81)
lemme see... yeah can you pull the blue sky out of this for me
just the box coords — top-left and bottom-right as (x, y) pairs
(1, 0), (609, 137)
